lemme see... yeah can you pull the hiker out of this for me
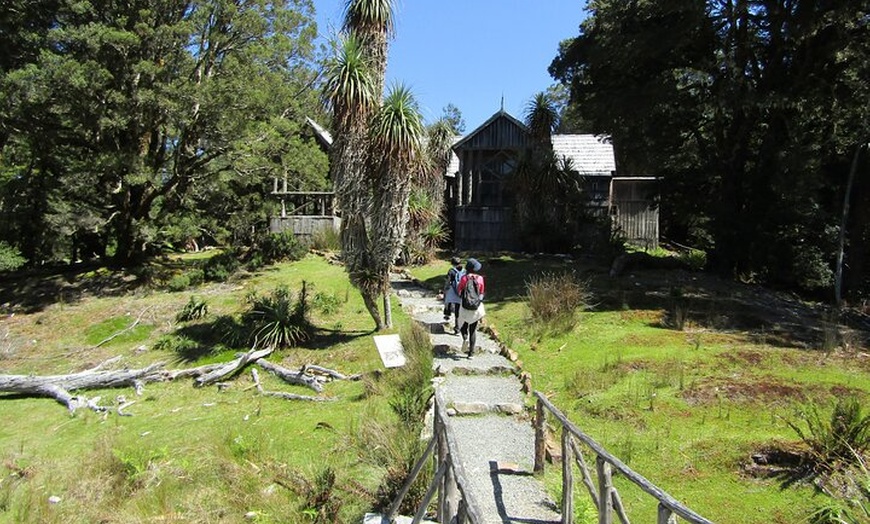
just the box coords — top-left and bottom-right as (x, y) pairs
(457, 257), (485, 358)
(442, 256), (464, 334)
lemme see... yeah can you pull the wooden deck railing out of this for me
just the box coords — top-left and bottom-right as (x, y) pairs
(272, 186), (336, 217)
(533, 391), (714, 524)
(385, 389), (485, 524)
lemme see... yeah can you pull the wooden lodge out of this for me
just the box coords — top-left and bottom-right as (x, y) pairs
(272, 112), (659, 251)
(447, 110), (658, 251)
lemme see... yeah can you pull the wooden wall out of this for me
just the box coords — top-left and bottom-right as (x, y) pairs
(270, 216), (340, 239)
(454, 206), (521, 252)
(610, 178), (659, 250)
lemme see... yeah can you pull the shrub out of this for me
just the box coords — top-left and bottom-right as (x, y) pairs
(257, 231), (309, 264)
(312, 291), (342, 315)
(242, 284), (313, 349)
(665, 287), (690, 331)
(176, 296), (208, 322)
(152, 334), (202, 356)
(166, 273), (191, 292)
(202, 251), (241, 282)
(0, 242), (26, 272)
(309, 226), (341, 252)
(293, 467), (344, 523)
(526, 272), (591, 331)
(787, 396), (870, 472)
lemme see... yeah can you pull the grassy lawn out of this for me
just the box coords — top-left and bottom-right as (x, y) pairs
(0, 254), (415, 523)
(2, 251), (867, 523)
(409, 253), (870, 524)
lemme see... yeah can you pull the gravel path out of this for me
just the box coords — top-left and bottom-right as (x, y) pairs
(392, 273), (561, 523)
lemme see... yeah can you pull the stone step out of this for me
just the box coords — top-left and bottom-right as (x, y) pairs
(433, 351), (516, 377)
(436, 375), (526, 416)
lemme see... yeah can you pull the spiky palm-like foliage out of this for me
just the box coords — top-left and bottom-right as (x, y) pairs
(512, 92), (586, 252)
(401, 188), (448, 264)
(323, 34), (383, 327)
(787, 397), (870, 472)
(524, 91), (559, 146)
(243, 285), (311, 350)
(343, 0), (395, 98)
(368, 83), (425, 327)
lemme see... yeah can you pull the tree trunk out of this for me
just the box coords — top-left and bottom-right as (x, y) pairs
(361, 288), (384, 330)
(383, 290), (392, 329)
(835, 143), (864, 307)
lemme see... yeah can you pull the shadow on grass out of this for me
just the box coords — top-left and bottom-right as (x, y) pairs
(0, 261), (144, 314)
(167, 317), (375, 364)
(424, 253), (868, 350)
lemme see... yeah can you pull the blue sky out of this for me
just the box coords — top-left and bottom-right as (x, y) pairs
(314, 1), (588, 131)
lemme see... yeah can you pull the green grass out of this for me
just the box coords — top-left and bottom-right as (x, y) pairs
(3, 252), (868, 523)
(0, 254), (410, 523)
(410, 254), (870, 524)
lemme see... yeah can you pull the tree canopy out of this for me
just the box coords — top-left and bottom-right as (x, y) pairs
(551, 0), (870, 298)
(0, 0), (328, 266)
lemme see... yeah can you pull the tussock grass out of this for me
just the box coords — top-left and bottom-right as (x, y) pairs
(408, 255), (870, 524)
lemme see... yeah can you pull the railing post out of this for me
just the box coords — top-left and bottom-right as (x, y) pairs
(657, 503), (676, 524)
(596, 456), (613, 524)
(534, 396), (546, 473)
(561, 428), (575, 524)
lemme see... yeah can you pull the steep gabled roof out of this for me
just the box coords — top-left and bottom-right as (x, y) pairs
(552, 134), (615, 176)
(452, 110), (530, 151)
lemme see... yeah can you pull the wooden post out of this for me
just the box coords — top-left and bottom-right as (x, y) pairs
(657, 503), (676, 524)
(561, 428), (575, 524)
(596, 456), (613, 524)
(412, 461), (448, 524)
(385, 437), (436, 521)
(534, 397), (546, 473)
(436, 414), (447, 522)
(568, 439), (599, 511)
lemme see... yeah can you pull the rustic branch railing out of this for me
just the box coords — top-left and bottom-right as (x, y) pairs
(385, 389), (485, 524)
(534, 391), (714, 524)
(272, 186), (336, 217)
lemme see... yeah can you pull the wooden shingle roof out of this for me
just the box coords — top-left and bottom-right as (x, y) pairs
(551, 134), (615, 176)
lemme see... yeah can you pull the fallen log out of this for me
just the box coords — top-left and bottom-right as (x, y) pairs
(194, 347), (273, 387)
(256, 359), (324, 393)
(301, 364), (362, 382)
(0, 361), (167, 414)
(0, 350), (351, 414)
(250, 369), (334, 402)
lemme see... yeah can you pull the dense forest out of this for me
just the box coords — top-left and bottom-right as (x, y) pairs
(551, 0), (869, 301)
(0, 0), (330, 267)
(2, 0), (868, 305)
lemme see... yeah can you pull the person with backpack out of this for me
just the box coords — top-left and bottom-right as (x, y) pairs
(442, 256), (464, 334)
(457, 258), (485, 358)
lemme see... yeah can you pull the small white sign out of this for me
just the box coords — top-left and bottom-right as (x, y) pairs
(373, 334), (406, 368)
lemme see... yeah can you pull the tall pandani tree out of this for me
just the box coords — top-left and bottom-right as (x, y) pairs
(343, 0), (395, 100)
(512, 91), (585, 252)
(323, 34), (382, 325)
(369, 84), (426, 328)
(327, 0), (430, 329)
(402, 117), (455, 265)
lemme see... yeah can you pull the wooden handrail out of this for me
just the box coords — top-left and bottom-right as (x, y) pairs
(385, 390), (485, 524)
(534, 391), (714, 524)
(434, 389), (486, 524)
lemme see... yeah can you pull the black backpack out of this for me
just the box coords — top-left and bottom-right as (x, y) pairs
(460, 276), (482, 310)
